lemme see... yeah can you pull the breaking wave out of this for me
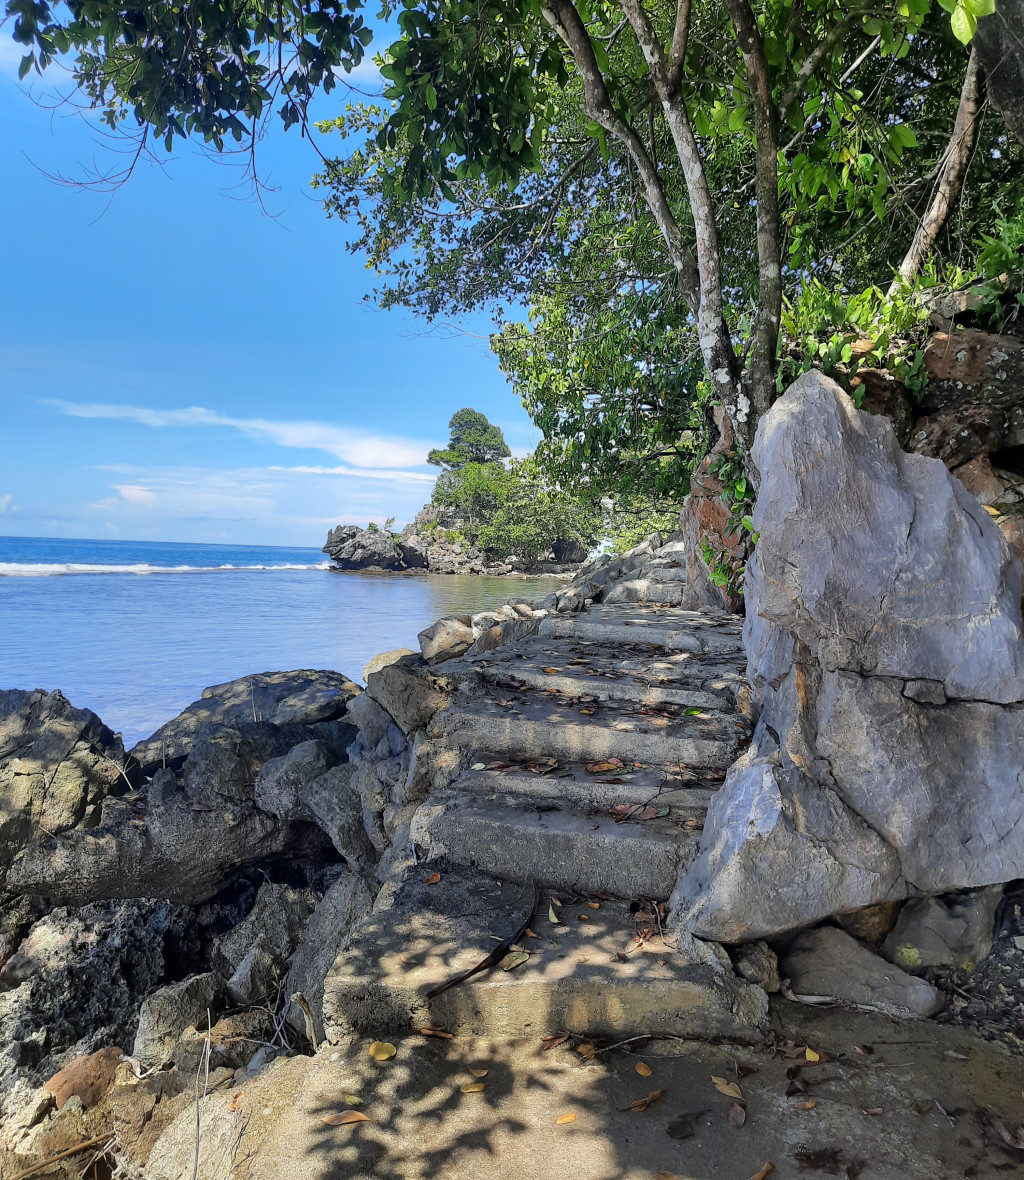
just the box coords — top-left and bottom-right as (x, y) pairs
(0, 562), (331, 577)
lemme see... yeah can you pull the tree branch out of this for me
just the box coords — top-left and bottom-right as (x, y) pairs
(542, 0), (700, 310)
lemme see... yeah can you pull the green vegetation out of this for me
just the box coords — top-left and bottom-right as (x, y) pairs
(428, 408), (512, 469)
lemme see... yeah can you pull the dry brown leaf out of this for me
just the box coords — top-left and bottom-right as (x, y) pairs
(711, 1076), (742, 1099)
(468, 1068), (488, 1078)
(795, 1099), (818, 1111)
(578, 914), (589, 922)
(228, 1093), (241, 1113)
(417, 1027), (454, 1040)
(549, 896), (563, 907)
(322, 1111), (372, 1126)
(586, 901), (600, 909)
(424, 872), (441, 885)
(862, 1107), (883, 1116)
(750, 1164), (774, 1180)
(556, 1112), (577, 1125)
(728, 1102), (747, 1127)
(368, 1041), (397, 1061)
(460, 1082), (487, 1093)
(541, 1033), (569, 1050)
(628, 1089), (666, 1113)
(543, 667), (559, 674)
(636, 1062), (653, 1077)
(525, 927), (539, 939)
(577, 1043), (596, 1059)
(586, 761), (620, 774)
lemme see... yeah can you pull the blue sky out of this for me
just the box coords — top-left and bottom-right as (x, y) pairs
(0, 32), (538, 547)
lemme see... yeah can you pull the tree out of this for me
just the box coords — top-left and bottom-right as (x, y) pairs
(317, 0), (1021, 476)
(427, 408), (512, 469)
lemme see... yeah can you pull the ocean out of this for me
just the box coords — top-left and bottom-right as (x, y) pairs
(0, 536), (548, 746)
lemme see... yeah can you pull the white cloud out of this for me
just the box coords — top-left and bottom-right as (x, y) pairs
(113, 485), (156, 505)
(273, 464), (435, 484)
(48, 399), (438, 469)
(0, 493), (13, 513)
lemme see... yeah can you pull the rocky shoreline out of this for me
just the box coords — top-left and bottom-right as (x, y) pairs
(3, 374), (1024, 1178)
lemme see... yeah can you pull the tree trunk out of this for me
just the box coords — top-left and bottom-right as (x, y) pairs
(975, 0), (1024, 150)
(895, 49), (985, 287)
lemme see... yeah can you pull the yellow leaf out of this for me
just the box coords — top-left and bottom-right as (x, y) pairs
(369, 1041), (397, 1061)
(711, 1076), (742, 1099)
(322, 1111), (372, 1125)
(750, 1164), (774, 1180)
(795, 1099), (818, 1111)
(556, 1112), (577, 1125)
(576, 1043), (595, 1058)
(636, 1062), (653, 1077)
(468, 1068), (488, 1078)
(343, 1093), (362, 1105)
(549, 903), (561, 924)
(805, 1048), (819, 1063)
(460, 1082), (487, 1093)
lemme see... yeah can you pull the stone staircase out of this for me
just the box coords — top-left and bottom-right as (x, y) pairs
(324, 601), (768, 1045)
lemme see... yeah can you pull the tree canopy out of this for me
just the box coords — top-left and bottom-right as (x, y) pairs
(427, 407), (512, 469)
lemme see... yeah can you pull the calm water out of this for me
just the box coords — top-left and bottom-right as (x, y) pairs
(0, 536), (549, 745)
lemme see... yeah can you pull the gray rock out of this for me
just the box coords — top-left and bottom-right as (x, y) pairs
(285, 872), (374, 1045)
(365, 656), (451, 735)
(226, 945), (279, 1007)
(132, 972), (224, 1069)
(781, 926), (943, 1018)
(733, 941), (781, 993)
(217, 882), (316, 974)
(346, 691), (392, 751)
(362, 648), (416, 681)
(323, 524), (404, 570)
(747, 371), (1024, 703)
(976, 2), (1024, 149)
(0, 689), (126, 868)
(674, 373), (1024, 944)
(418, 615), (475, 664)
(131, 670), (360, 773)
(883, 885), (1003, 975)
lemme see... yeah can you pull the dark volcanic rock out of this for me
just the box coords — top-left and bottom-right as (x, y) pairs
(323, 524), (404, 570)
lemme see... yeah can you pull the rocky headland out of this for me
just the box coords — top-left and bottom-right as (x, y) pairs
(3, 365), (1024, 1178)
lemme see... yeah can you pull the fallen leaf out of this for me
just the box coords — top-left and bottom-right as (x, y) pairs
(577, 1042), (596, 1059)
(795, 1099), (818, 1111)
(636, 1062), (653, 1077)
(524, 927), (539, 938)
(468, 1068), (488, 1078)
(485, 760), (510, 769)
(586, 901), (600, 909)
(586, 761), (620, 773)
(862, 1107), (883, 1116)
(711, 1076), (743, 1099)
(417, 1027), (454, 1040)
(502, 950), (530, 971)
(616, 951), (630, 962)
(729, 1102), (747, 1127)
(322, 1111), (372, 1125)
(943, 1050), (968, 1060)
(549, 903), (561, 924)
(914, 1101), (933, 1116)
(424, 872), (441, 885)
(343, 1093), (362, 1105)
(541, 1033), (569, 1050)
(471, 763), (486, 770)
(805, 1048), (820, 1063)
(228, 1093), (242, 1113)
(543, 667), (559, 673)
(666, 1110), (704, 1140)
(685, 708), (703, 716)
(653, 1174), (683, 1180)
(578, 914), (589, 922)
(368, 1041), (397, 1061)
(549, 896), (563, 907)
(750, 1164), (774, 1180)
(556, 1112), (577, 1125)
(580, 709), (595, 714)
(628, 1089), (666, 1112)
(460, 1082), (487, 1093)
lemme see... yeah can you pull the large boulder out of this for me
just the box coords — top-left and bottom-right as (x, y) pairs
(130, 670), (359, 774)
(323, 524), (404, 570)
(132, 973), (224, 1069)
(673, 372), (1024, 943)
(0, 689), (127, 868)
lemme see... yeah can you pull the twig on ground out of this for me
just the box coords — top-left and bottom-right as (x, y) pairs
(192, 1008), (213, 1180)
(9, 1136), (112, 1180)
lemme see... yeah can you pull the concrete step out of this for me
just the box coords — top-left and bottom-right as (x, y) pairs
(540, 604), (745, 656)
(463, 641), (744, 710)
(429, 691), (749, 769)
(411, 788), (701, 899)
(452, 763), (716, 820)
(323, 861), (768, 1044)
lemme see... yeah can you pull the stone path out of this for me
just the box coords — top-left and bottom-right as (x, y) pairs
(322, 604), (767, 1049)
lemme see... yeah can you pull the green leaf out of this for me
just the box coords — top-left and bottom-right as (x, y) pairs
(951, 2), (976, 42)
(18, 53), (33, 81)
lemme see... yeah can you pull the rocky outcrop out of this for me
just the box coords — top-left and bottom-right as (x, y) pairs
(0, 689), (127, 869)
(673, 372), (1024, 944)
(323, 524), (405, 570)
